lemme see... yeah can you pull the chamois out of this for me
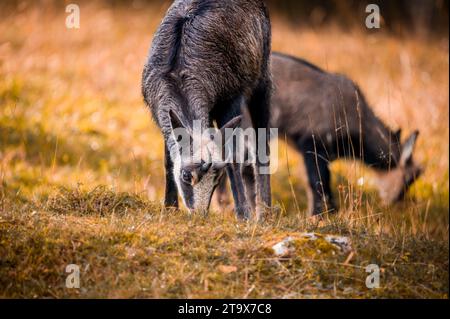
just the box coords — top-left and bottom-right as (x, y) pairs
(217, 52), (423, 216)
(142, 0), (272, 219)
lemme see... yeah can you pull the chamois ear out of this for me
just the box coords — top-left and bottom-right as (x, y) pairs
(219, 116), (242, 136)
(169, 110), (189, 144)
(220, 115), (243, 145)
(400, 130), (419, 167)
(216, 116), (243, 162)
(169, 109), (185, 131)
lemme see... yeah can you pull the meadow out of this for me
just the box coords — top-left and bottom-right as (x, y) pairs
(0, 1), (448, 298)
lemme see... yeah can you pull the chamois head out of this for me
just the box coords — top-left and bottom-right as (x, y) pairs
(377, 130), (423, 204)
(168, 110), (242, 214)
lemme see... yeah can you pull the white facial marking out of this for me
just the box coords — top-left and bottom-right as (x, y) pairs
(192, 170), (216, 212)
(171, 128), (225, 212)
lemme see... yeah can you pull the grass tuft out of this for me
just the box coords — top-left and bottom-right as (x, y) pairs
(45, 186), (152, 217)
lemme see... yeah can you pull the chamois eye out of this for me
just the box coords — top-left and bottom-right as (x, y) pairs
(181, 170), (192, 184)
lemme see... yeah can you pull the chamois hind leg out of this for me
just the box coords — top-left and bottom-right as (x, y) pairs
(300, 138), (336, 216)
(164, 142), (179, 208)
(247, 81), (272, 220)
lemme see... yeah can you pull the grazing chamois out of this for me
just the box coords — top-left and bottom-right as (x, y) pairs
(142, 0), (272, 219)
(217, 52), (423, 216)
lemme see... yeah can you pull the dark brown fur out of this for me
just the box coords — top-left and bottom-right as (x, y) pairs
(217, 52), (423, 216)
(142, 0), (272, 218)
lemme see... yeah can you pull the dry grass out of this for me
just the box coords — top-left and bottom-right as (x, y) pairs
(0, 1), (448, 298)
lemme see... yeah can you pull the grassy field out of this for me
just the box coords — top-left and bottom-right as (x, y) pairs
(0, 1), (448, 298)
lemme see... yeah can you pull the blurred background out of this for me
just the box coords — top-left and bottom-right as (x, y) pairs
(269, 0), (449, 36)
(0, 0), (449, 236)
(2, 0), (448, 35)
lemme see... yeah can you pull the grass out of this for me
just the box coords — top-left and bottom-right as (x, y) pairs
(0, 1), (448, 298)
